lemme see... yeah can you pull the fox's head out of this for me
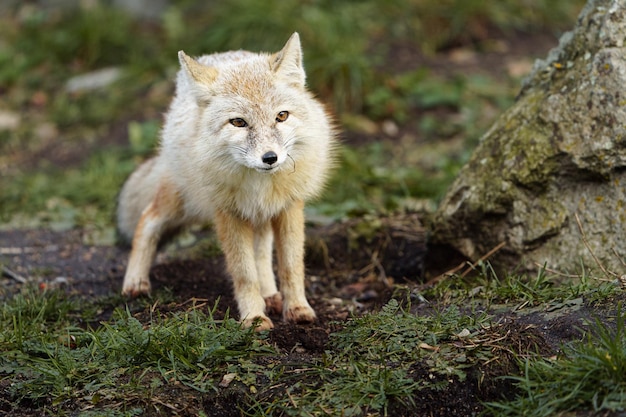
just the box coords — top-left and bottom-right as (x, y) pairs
(177, 33), (316, 174)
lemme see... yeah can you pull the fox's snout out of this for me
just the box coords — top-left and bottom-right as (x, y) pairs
(262, 151), (278, 166)
(254, 149), (285, 172)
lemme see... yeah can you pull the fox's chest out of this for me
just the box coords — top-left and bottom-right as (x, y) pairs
(218, 172), (300, 224)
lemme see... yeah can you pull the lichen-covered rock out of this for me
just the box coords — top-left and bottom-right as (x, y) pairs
(431, 0), (626, 275)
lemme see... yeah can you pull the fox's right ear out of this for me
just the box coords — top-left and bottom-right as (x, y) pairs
(178, 51), (218, 101)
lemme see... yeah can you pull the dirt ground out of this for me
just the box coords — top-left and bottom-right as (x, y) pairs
(2, 30), (625, 416)
(1, 219), (625, 416)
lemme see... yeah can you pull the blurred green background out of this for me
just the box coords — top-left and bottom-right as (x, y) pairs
(0, 0), (585, 238)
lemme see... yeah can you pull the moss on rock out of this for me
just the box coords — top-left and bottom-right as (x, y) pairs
(432, 0), (626, 275)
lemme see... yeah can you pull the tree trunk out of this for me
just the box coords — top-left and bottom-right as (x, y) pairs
(431, 0), (626, 276)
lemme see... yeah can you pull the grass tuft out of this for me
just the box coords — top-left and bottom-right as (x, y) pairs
(483, 304), (626, 416)
(425, 262), (621, 310)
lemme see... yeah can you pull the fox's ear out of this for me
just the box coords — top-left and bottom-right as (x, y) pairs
(270, 32), (306, 87)
(178, 51), (218, 101)
(178, 51), (218, 85)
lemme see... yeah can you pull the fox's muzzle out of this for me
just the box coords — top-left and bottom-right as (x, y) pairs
(262, 151), (278, 165)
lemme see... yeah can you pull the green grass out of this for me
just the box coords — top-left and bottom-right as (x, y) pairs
(0, 287), (275, 414)
(0, 289), (498, 415)
(483, 304), (626, 416)
(1, 271), (622, 415)
(260, 300), (494, 415)
(424, 261), (621, 310)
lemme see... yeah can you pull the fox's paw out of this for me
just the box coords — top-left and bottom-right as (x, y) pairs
(284, 305), (316, 324)
(121, 280), (151, 298)
(264, 292), (283, 316)
(243, 315), (274, 332)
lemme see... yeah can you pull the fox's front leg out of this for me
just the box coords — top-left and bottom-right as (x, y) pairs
(215, 210), (273, 331)
(122, 183), (181, 296)
(272, 200), (316, 323)
(254, 222), (283, 315)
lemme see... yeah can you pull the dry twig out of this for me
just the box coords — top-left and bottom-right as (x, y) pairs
(428, 241), (506, 285)
(2, 265), (27, 283)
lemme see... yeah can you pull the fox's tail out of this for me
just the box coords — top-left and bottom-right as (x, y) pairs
(116, 157), (161, 242)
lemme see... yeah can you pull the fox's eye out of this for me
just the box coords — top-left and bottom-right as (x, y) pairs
(230, 118), (248, 128)
(276, 111), (289, 122)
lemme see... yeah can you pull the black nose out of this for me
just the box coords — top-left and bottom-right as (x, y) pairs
(262, 151), (278, 165)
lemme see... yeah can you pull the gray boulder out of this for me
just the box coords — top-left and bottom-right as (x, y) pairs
(431, 0), (626, 276)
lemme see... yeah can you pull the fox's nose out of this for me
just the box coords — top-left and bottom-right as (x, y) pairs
(262, 151), (278, 165)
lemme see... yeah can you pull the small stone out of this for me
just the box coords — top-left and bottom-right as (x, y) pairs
(0, 111), (20, 131)
(219, 373), (237, 388)
(66, 67), (123, 93)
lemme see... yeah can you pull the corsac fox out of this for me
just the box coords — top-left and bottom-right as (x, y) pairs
(117, 33), (336, 331)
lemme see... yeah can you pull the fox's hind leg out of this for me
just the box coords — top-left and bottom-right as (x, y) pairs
(254, 223), (283, 315)
(272, 201), (316, 324)
(215, 210), (273, 331)
(122, 181), (182, 296)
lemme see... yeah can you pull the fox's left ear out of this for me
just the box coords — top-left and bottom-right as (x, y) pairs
(270, 32), (306, 87)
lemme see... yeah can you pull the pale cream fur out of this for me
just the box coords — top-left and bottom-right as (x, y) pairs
(117, 33), (336, 331)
